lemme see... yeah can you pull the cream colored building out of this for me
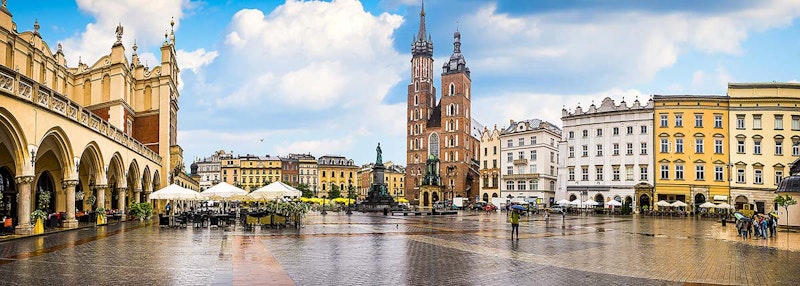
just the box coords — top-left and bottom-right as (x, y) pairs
(318, 155), (358, 198)
(478, 125), (501, 202)
(728, 83), (800, 214)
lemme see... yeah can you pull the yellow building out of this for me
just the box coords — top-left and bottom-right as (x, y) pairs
(357, 161), (405, 200)
(728, 83), (800, 213)
(653, 95), (729, 210)
(318, 155), (358, 198)
(220, 154), (282, 192)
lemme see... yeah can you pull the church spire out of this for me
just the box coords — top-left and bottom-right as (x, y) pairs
(411, 1), (433, 57)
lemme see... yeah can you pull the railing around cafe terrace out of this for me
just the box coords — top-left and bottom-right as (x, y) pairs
(0, 66), (162, 165)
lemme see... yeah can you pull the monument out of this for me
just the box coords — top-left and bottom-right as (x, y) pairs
(360, 143), (396, 212)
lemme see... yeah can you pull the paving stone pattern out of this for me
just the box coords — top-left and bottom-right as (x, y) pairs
(0, 212), (797, 285)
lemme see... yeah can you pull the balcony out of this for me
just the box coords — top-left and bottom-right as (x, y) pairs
(513, 159), (528, 165)
(503, 173), (540, 180)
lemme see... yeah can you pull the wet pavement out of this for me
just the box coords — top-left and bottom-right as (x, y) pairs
(0, 211), (798, 285)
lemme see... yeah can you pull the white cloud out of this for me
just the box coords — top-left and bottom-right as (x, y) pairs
(463, 1), (800, 86)
(691, 66), (732, 93)
(177, 49), (219, 74)
(274, 137), (357, 157)
(60, 0), (190, 67)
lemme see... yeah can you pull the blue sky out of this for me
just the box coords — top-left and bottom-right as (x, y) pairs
(10, 0), (800, 167)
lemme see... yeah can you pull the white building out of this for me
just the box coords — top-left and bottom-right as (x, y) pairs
(558, 97), (653, 208)
(499, 119), (562, 205)
(288, 153), (318, 195)
(192, 150), (232, 191)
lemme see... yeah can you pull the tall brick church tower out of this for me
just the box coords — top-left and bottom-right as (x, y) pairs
(405, 3), (480, 206)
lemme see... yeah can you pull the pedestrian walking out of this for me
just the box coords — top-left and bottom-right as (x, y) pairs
(510, 209), (520, 240)
(545, 211), (550, 225)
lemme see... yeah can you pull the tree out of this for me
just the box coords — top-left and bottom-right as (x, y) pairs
(347, 185), (357, 200)
(297, 184), (313, 198)
(328, 184), (342, 199)
(775, 195), (798, 227)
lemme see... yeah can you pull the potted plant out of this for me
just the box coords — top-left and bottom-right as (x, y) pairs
(30, 209), (47, 234)
(96, 207), (106, 225)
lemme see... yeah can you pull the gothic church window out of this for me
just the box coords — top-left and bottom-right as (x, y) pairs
(429, 133), (440, 157)
(449, 83), (455, 96)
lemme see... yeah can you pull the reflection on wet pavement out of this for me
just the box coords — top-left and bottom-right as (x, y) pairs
(0, 212), (797, 285)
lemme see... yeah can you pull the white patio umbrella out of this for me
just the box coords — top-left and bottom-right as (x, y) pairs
(715, 202), (732, 209)
(201, 182), (247, 201)
(582, 200), (598, 207)
(656, 200), (672, 207)
(569, 199), (583, 206)
(671, 201), (688, 208)
(556, 199), (571, 206)
(245, 181), (302, 201)
(148, 184), (201, 200)
(699, 202), (716, 208)
(606, 200), (623, 207)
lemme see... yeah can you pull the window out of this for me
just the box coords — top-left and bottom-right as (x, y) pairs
(568, 168), (575, 181)
(641, 126), (647, 134)
(582, 145), (588, 157)
(507, 166), (513, 175)
(531, 136), (537, 144)
(754, 139), (761, 155)
(695, 165), (705, 180)
(568, 131), (574, 139)
(626, 126), (633, 135)
(529, 180), (537, 190)
(568, 147), (574, 158)
(483, 160), (487, 169)
(613, 143), (620, 155)
(660, 114), (668, 127)
(776, 170), (783, 185)
(550, 152), (555, 163)
(660, 139), (669, 153)
(793, 115), (800, 131)
(507, 152), (512, 162)
(715, 166), (724, 181)
(675, 114), (683, 127)
(596, 144), (603, 156)
(675, 138), (684, 153)
(518, 138), (524, 146)
(582, 130), (588, 138)
(675, 165), (684, 180)
(493, 159), (497, 168)
(530, 164), (537, 173)
(582, 166), (589, 181)
(695, 138), (703, 154)
(626, 143), (633, 155)
(531, 150), (537, 161)
(506, 180), (514, 190)
(596, 166), (604, 181)
(737, 168), (745, 183)
(613, 166), (620, 181)
(518, 166), (525, 175)
(753, 115), (762, 129)
(660, 164), (669, 180)
(612, 127), (619, 135)
(641, 142), (648, 155)
(640, 165), (648, 180)
(775, 115), (783, 130)
(507, 140), (512, 147)
(694, 114), (703, 127)
(493, 146), (497, 155)
(596, 128), (603, 137)
(776, 140), (783, 155)
(714, 139), (723, 154)
(737, 139), (745, 154)
(794, 143), (799, 156)
(626, 165), (634, 181)
(516, 151), (523, 160)
(754, 169), (763, 184)
(736, 115), (745, 129)
(550, 166), (555, 176)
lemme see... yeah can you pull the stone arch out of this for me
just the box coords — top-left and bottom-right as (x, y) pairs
(141, 166), (151, 203)
(127, 159), (140, 190)
(482, 193), (488, 202)
(106, 152), (125, 209)
(37, 127), (75, 179)
(101, 74), (111, 102)
(152, 170), (161, 192)
(594, 193), (604, 205)
(78, 142), (104, 211)
(0, 107), (28, 175)
(568, 193), (577, 201)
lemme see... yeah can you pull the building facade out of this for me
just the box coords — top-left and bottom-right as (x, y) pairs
(728, 83), (800, 214)
(653, 95), (730, 210)
(289, 153), (318, 196)
(191, 150), (231, 191)
(404, 6), (480, 206)
(358, 162), (405, 201)
(478, 125), (501, 202)
(499, 119), (561, 204)
(318, 155), (358, 198)
(559, 97), (654, 210)
(280, 156), (299, 187)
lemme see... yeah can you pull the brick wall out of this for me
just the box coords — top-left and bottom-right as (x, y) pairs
(133, 114), (159, 153)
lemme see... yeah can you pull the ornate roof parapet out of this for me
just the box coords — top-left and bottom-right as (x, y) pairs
(502, 118), (562, 135)
(562, 96), (654, 118)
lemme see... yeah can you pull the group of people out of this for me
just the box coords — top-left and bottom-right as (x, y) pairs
(736, 213), (778, 239)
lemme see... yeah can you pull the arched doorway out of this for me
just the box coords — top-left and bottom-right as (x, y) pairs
(431, 192), (439, 203)
(492, 193), (498, 198)
(482, 193), (489, 202)
(109, 179), (118, 210)
(694, 193), (706, 214)
(594, 193), (604, 205)
(624, 196), (633, 208)
(36, 171), (56, 213)
(639, 194), (650, 211)
(0, 167), (16, 223)
(734, 195), (749, 210)
(422, 191), (430, 207)
(568, 194), (577, 201)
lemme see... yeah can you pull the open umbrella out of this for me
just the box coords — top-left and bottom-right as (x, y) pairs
(200, 182), (247, 201)
(715, 202), (731, 209)
(656, 200), (672, 207)
(148, 184), (201, 200)
(671, 201), (687, 208)
(569, 199), (582, 206)
(511, 204), (527, 211)
(556, 199), (571, 206)
(582, 200), (598, 206)
(733, 212), (745, 220)
(699, 202), (716, 208)
(606, 200), (622, 207)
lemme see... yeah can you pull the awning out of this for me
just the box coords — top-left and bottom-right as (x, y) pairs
(713, 195), (727, 201)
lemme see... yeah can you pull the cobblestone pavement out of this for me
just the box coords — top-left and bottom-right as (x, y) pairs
(0, 212), (797, 285)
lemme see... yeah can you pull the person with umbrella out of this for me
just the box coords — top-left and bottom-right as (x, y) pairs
(510, 207), (521, 240)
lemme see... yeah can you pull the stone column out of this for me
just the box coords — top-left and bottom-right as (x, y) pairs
(134, 188), (142, 203)
(62, 180), (79, 228)
(14, 176), (34, 235)
(95, 185), (107, 211)
(117, 187), (127, 220)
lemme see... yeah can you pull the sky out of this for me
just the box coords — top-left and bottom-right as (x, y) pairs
(9, 0), (800, 167)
